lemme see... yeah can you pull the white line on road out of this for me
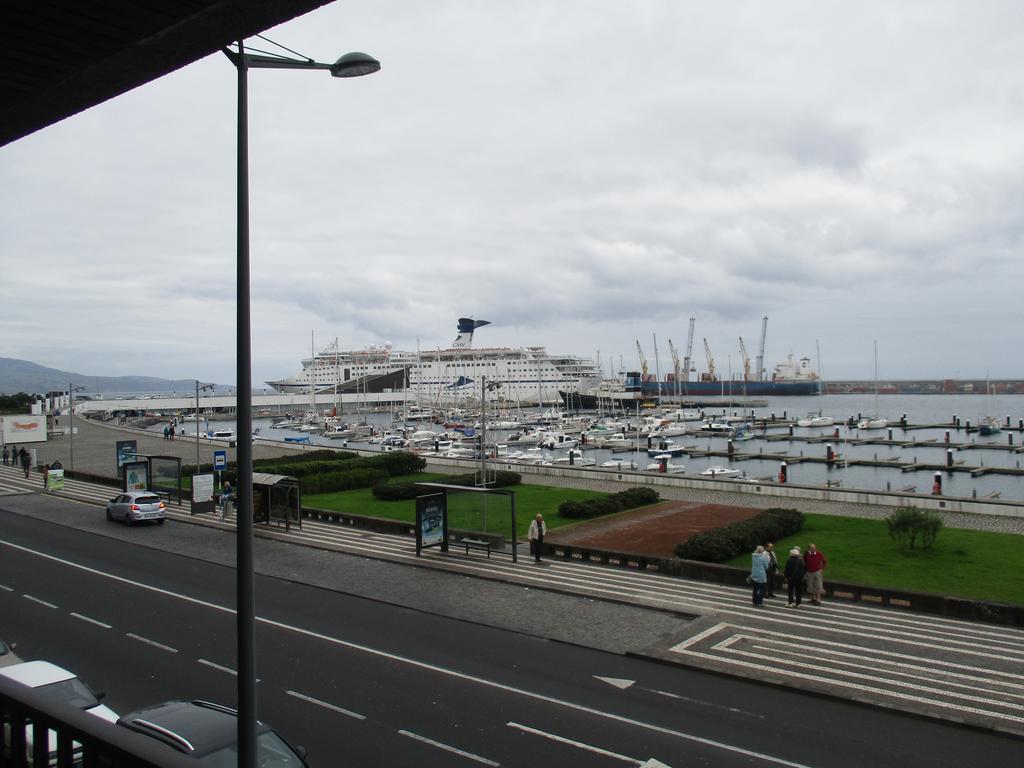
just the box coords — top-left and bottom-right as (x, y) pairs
(23, 594), (57, 609)
(398, 729), (499, 766)
(508, 721), (641, 764)
(0, 584), (13, 592)
(71, 612), (112, 629)
(197, 658), (236, 675)
(675, 647), (1024, 725)
(285, 690), (365, 720)
(0, 536), (817, 768)
(126, 633), (178, 653)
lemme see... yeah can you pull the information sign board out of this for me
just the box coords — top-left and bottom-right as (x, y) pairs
(213, 450), (227, 471)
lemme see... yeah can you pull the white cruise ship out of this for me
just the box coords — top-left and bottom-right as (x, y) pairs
(266, 319), (599, 406)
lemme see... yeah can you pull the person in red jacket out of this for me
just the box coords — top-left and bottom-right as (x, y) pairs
(803, 543), (828, 605)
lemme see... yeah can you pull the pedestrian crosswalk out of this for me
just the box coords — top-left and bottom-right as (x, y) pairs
(2, 463), (1022, 736)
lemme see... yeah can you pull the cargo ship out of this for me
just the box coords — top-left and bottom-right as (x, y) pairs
(561, 353), (820, 408)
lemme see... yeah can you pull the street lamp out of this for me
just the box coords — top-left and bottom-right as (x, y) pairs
(195, 381), (215, 471)
(223, 38), (379, 766)
(68, 383), (85, 470)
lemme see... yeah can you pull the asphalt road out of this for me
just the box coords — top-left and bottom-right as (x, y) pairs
(0, 505), (1019, 767)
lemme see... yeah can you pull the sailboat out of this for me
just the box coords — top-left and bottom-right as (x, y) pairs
(857, 341), (888, 430)
(978, 376), (1001, 436)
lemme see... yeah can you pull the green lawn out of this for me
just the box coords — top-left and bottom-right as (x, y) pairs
(726, 514), (1024, 605)
(304, 474), (607, 538)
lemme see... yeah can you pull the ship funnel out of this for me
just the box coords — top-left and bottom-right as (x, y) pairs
(451, 318), (490, 349)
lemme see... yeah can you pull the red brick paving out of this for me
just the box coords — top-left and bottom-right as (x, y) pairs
(546, 501), (761, 558)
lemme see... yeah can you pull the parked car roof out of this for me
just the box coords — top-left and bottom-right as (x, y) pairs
(118, 699), (306, 762)
(0, 660), (118, 722)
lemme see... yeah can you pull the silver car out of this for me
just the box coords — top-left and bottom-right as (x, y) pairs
(105, 490), (166, 526)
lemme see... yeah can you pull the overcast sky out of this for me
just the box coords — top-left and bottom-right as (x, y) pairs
(2, 0), (1023, 387)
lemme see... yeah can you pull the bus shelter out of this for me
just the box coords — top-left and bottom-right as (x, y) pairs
(252, 473), (301, 531)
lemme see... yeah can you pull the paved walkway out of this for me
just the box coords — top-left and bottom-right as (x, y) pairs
(1, 462), (1022, 738)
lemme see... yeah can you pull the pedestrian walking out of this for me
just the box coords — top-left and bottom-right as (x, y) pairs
(804, 543), (828, 605)
(220, 480), (232, 521)
(764, 542), (779, 598)
(163, 425), (170, 440)
(527, 513), (546, 563)
(18, 447), (31, 479)
(2, 445), (8, 466)
(750, 545), (769, 606)
(42, 463), (49, 489)
(169, 424), (176, 440)
(784, 546), (806, 607)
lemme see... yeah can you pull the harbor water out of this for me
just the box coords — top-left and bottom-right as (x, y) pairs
(163, 393), (1024, 502)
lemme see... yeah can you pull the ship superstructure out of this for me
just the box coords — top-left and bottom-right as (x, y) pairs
(266, 318), (599, 406)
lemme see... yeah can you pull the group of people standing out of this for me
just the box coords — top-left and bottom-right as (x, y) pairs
(750, 542), (828, 607)
(162, 421), (177, 440)
(2, 445), (32, 478)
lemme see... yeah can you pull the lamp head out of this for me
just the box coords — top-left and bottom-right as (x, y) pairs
(330, 52), (381, 78)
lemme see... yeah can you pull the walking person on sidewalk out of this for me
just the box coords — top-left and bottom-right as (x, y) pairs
(764, 542), (780, 598)
(804, 543), (828, 605)
(528, 513), (546, 564)
(18, 447), (31, 479)
(784, 546), (806, 607)
(750, 545), (770, 607)
(2, 445), (8, 466)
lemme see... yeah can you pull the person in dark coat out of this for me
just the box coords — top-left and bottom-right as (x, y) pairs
(2, 445), (8, 466)
(784, 546), (806, 607)
(764, 542), (779, 598)
(18, 447), (31, 478)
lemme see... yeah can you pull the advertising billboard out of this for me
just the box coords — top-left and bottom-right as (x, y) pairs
(415, 492), (448, 555)
(2, 415), (46, 444)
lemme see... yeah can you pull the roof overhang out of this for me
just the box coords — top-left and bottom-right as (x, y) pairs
(0, 0), (337, 148)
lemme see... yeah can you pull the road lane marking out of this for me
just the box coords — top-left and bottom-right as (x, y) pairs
(23, 594), (57, 609)
(398, 730), (499, 766)
(674, 647), (1024, 725)
(0, 584), (13, 592)
(198, 658), (236, 675)
(508, 721), (641, 764)
(669, 623), (729, 652)
(721, 643), (1022, 712)
(126, 633), (178, 653)
(0, 536), (824, 767)
(71, 612), (112, 629)
(285, 690), (365, 720)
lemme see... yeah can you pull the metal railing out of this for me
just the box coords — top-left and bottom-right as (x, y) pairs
(1, 675), (195, 768)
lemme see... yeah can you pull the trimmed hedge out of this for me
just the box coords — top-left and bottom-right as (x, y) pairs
(303, 467), (389, 495)
(371, 469), (522, 501)
(190, 450), (426, 495)
(674, 508), (805, 562)
(558, 487), (659, 520)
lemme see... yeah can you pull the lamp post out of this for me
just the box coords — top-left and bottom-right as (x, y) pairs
(223, 39), (379, 766)
(195, 381), (215, 471)
(68, 383), (84, 470)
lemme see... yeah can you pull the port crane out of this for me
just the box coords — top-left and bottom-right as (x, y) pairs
(701, 338), (716, 381)
(667, 339), (681, 396)
(756, 316), (768, 381)
(683, 317), (696, 381)
(635, 340), (648, 379)
(738, 337), (751, 381)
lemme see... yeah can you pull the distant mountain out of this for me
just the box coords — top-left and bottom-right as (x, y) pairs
(0, 357), (224, 395)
